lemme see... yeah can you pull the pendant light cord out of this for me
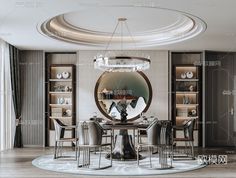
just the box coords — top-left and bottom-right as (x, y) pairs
(124, 21), (137, 50)
(104, 20), (120, 53)
(103, 18), (137, 55)
(121, 19), (123, 52)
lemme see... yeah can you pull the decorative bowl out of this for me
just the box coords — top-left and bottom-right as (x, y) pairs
(180, 73), (187, 79)
(186, 71), (193, 78)
(191, 109), (197, 115)
(62, 72), (70, 79)
(56, 73), (62, 79)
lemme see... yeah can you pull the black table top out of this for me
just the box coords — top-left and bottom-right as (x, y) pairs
(100, 122), (149, 130)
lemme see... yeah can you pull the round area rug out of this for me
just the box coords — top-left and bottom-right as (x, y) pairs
(32, 152), (206, 176)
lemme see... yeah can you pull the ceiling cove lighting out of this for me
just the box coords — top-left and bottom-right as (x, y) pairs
(93, 18), (151, 72)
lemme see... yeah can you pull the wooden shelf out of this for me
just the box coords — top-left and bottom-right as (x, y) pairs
(49, 116), (72, 119)
(49, 104), (72, 107)
(49, 79), (72, 82)
(176, 116), (198, 119)
(176, 79), (199, 82)
(49, 92), (72, 94)
(176, 91), (199, 94)
(176, 104), (199, 108)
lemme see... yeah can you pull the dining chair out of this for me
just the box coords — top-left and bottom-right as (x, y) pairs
(137, 117), (158, 150)
(77, 121), (112, 169)
(89, 117), (112, 150)
(52, 119), (78, 160)
(173, 118), (195, 159)
(137, 120), (173, 169)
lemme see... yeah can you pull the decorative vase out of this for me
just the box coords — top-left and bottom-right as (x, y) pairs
(65, 86), (69, 92)
(189, 85), (194, 91)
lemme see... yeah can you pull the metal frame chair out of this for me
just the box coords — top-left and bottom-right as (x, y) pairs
(77, 121), (112, 169)
(137, 120), (173, 169)
(173, 118), (196, 159)
(90, 118), (113, 149)
(136, 117), (158, 152)
(52, 119), (78, 160)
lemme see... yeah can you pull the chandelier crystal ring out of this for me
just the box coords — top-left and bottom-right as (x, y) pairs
(94, 56), (151, 72)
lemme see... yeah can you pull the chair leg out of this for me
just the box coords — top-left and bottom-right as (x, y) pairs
(137, 146), (140, 166)
(77, 147), (80, 167)
(88, 148), (90, 166)
(185, 141), (190, 156)
(57, 142), (61, 157)
(54, 141), (57, 159)
(191, 141), (194, 159)
(98, 146), (102, 169)
(57, 142), (61, 158)
(184, 141), (188, 156)
(110, 144), (112, 166)
(159, 147), (162, 167)
(82, 147), (85, 167)
(170, 145), (173, 167)
(86, 148), (89, 168)
(149, 146), (152, 168)
(58, 142), (62, 158)
(59, 142), (63, 157)
(75, 140), (78, 161)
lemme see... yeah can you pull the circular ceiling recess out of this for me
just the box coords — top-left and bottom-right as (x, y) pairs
(39, 6), (206, 48)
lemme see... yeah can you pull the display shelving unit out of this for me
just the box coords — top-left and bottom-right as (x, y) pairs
(172, 65), (201, 130)
(45, 64), (76, 146)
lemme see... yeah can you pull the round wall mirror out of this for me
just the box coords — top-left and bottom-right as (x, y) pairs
(94, 72), (152, 122)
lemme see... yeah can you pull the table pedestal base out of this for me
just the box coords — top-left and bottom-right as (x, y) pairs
(106, 131), (141, 161)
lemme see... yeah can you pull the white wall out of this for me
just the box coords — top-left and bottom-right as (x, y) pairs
(77, 50), (169, 121)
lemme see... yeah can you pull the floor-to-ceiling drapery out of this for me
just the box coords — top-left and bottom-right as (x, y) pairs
(9, 45), (23, 148)
(0, 39), (15, 151)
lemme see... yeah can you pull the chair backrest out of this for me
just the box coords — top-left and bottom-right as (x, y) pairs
(78, 121), (89, 145)
(183, 119), (195, 141)
(78, 121), (104, 146)
(88, 121), (104, 145)
(146, 120), (172, 146)
(52, 119), (65, 141)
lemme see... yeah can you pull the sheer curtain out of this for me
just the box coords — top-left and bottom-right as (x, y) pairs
(0, 39), (15, 151)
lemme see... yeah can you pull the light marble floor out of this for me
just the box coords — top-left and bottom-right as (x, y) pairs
(0, 147), (236, 178)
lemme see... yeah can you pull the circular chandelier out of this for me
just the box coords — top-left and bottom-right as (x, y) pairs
(94, 18), (151, 72)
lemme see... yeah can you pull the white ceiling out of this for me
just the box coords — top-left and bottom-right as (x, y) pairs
(0, 0), (236, 51)
(40, 7), (206, 48)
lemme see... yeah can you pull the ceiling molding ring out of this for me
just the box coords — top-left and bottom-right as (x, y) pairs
(39, 6), (207, 48)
